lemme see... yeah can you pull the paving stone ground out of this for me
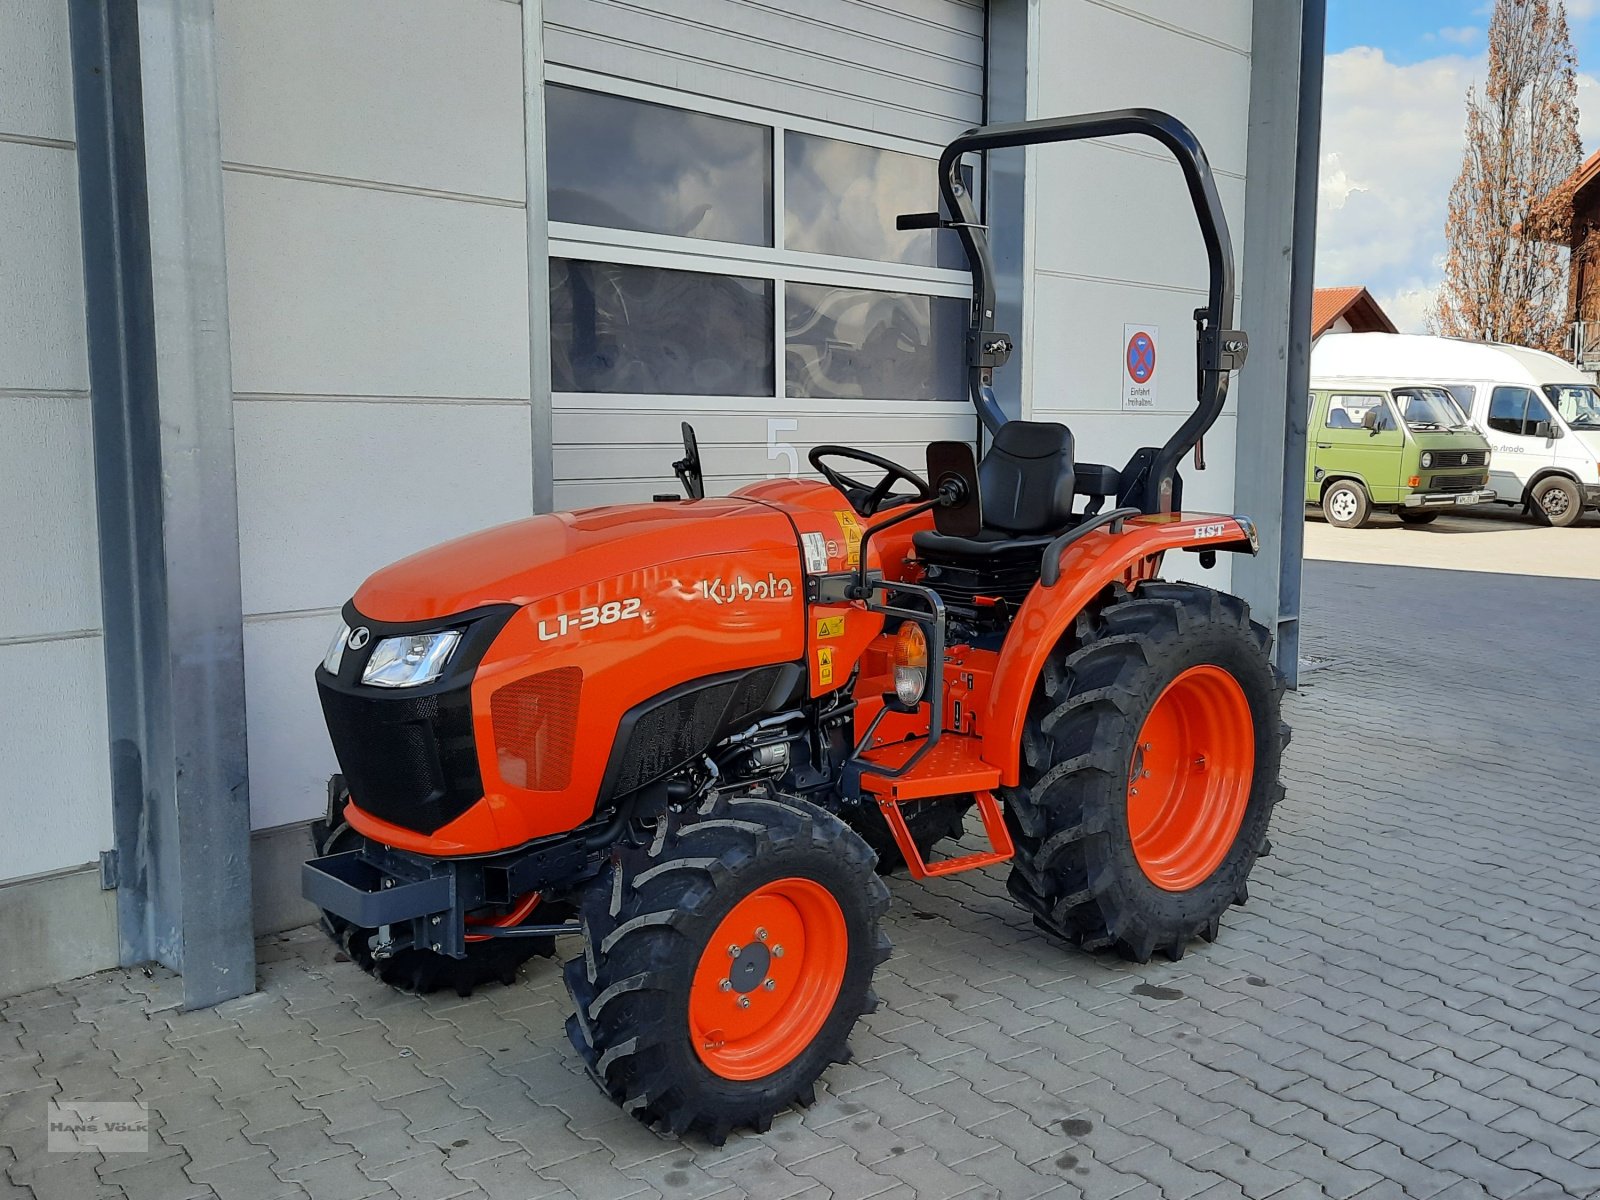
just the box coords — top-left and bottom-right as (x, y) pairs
(4, 557), (1598, 1200)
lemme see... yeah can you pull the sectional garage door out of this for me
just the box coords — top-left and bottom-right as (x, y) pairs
(541, 0), (987, 507)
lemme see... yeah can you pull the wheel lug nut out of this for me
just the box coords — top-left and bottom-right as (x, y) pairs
(737, 996), (751, 1009)
(755, 927), (768, 941)
(772, 946), (784, 958)
(727, 944), (740, 957)
(763, 979), (776, 991)
(719, 979), (731, 991)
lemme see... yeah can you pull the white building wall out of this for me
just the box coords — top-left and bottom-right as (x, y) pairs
(214, 0), (535, 831)
(0, 0), (115, 881)
(1022, 0), (1253, 591)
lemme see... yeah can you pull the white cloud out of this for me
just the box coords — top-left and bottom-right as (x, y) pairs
(1374, 284), (1442, 334)
(1316, 46), (1600, 334)
(1437, 26), (1482, 46)
(1315, 48), (1482, 329)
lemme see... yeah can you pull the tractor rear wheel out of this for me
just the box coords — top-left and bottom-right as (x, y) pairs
(311, 822), (558, 996)
(564, 789), (890, 1144)
(1004, 582), (1286, 963)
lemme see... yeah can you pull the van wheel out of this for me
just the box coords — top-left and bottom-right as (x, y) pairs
(1321, 481), (1370, 528)
(1396, 510), (1439, 526)
(1531, 476), (1583, 527)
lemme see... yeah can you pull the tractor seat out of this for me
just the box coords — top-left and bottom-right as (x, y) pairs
(913, 421), (1120, 560)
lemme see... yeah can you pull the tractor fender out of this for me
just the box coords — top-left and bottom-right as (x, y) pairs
(981, 514), (1257, 785)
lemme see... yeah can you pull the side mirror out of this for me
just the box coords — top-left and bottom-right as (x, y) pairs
(926, 441), (982, 538)
(1533, 420), (1562, 440)
(1362, 409), (1379, 432)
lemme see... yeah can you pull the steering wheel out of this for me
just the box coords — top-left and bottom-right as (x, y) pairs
(808, 445), (932, 516)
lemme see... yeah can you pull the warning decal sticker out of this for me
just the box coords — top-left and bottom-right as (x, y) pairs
(834, 511), (863, 567)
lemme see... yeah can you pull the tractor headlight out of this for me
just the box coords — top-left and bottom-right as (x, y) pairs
(322, 622), (351, 674)
(361, 631), (462, 688)
(892, 623), (928, 706)
(1420, 451), (1434, 469)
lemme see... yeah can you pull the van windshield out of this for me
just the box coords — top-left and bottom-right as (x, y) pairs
(1392, 387), (1472, 431)
(1541, 384), (1600, 429)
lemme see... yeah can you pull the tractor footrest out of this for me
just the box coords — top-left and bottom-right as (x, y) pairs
(858, 736), (1012, 879)
(876, 789), (1015, 880)
(857, 734), (1001, 800)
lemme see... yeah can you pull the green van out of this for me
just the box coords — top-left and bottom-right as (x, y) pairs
(1304, 383), (1496, 528)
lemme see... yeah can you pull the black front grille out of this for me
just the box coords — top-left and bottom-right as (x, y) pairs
(1430, 472), (1486, 493)
(319, 681), (482, 834)
(1429, 449), (1487, 469)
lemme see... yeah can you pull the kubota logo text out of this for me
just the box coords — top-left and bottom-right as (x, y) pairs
(700, 574), (795, 604)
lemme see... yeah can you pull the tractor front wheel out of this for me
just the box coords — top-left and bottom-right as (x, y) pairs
(564, 789), (890, 1143)
(1004, 582), (1286, 962)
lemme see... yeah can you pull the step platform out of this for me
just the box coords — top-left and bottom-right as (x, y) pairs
(857, 735), (1015, 880)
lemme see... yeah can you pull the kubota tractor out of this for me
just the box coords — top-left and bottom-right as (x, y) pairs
(304, 110), (1285, 1142)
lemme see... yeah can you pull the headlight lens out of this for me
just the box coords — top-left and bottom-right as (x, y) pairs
(361, 631), (462, 688)
(892, 623), (928, 706)
(1420, 451), (1433, 469)
(322, 622), (351, 674)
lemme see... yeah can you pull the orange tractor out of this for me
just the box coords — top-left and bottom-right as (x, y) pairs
(304, 109), (1284, 1142)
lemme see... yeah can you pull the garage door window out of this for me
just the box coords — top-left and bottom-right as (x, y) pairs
(545, 74), (969, 404)
(787, 284), (965, 400)
(545, 84), (772, 247)
(550, 260), (773, 396)
(784, 131), (961, 268)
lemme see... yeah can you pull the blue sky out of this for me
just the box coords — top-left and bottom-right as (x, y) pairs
(1317, 1), (1600, 330)
(1327, 2), (1499, 64)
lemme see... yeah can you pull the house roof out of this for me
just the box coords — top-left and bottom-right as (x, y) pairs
(1523, 150), (1597, 243)
(1312, 286), (1398, 337)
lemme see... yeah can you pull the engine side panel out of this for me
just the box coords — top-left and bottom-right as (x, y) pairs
(346, 542), (807, 854)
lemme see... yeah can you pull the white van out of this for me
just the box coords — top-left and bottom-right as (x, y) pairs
(1313, 333), (1600, 526)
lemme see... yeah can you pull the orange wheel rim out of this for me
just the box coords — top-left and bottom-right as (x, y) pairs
(689, 877), (848, 1081)
(464, 892), (541, 943)
(1127, 664), (1254, 892)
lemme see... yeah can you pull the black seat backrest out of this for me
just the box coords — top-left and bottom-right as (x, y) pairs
(979, 421), (1076, 534)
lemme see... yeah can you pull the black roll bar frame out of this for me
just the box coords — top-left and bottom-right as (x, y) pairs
(905, 108), (1249, 516)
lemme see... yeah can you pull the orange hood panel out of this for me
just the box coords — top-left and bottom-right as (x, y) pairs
(353, 498), (799, 623)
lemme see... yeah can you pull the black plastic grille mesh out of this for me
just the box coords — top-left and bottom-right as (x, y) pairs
(609, 667), (783, 797)
(1430, 472), (1487, 493)
(318, 682), (482, 834)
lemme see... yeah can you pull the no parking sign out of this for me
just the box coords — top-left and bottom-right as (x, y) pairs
(1122, 324), (1158, 410)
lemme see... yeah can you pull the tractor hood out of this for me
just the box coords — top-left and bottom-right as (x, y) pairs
(353, 497), (801, 623)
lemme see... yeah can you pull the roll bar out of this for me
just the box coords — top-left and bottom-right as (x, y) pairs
(899, 108), (1248, 515)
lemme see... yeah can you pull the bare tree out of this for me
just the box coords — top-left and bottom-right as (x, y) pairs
(1433, 0), (1581, 352)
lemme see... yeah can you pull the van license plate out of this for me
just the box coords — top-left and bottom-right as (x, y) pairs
(1455, 494), (1477, 505)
